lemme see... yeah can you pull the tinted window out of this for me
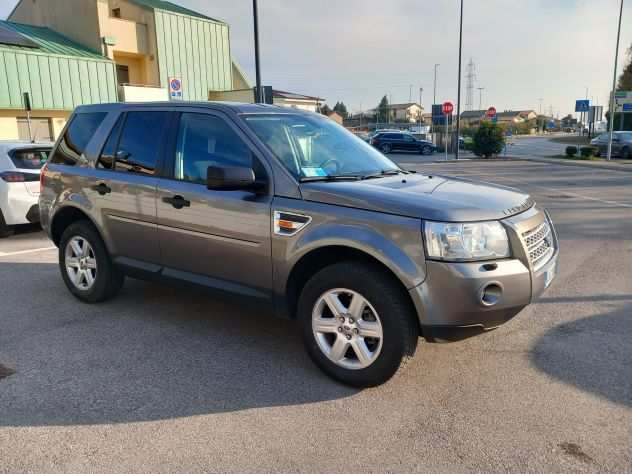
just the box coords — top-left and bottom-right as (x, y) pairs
(403, 134), (414, 141)
(174, 113), (252, 185)
(50, 112), (106, 165)
(97, 115), (124, 170)
(116, 112), (168, 175)
(10, 148), (50, 169)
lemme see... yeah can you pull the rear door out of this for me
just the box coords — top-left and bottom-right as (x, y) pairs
(155, 109), (273, 298)
(90, 108), (171, 264)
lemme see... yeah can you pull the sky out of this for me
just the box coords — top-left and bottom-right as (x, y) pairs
(2, 0), (631, 117)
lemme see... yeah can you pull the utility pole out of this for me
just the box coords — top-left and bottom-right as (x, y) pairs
(419, 87), (423, 131)
(455, 0), (464, 160)
(477, 87), (484, 110)
(432, 64), (439, 138)
(607, 0), (624, 161)
(252, 0), (262, 103)
(465, 58), (476, 111)
(409, 84), (413, 103)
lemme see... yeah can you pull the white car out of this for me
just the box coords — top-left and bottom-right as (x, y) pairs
(0, 141), (52, 237)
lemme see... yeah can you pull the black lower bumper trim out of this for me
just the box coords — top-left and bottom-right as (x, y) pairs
(26, 205), (40, 223)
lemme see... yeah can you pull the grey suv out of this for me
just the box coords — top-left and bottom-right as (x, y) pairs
(40, 102), (559, 387)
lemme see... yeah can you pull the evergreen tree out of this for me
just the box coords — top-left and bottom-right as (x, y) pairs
(377, 95), (389, 122)
(617, 46), (632, 91)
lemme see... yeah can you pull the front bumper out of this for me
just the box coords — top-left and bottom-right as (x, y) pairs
(410, 207), (559, 342)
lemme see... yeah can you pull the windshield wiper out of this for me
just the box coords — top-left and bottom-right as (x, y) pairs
(299, 175), (361, 182)
(360, 169), (407, 180)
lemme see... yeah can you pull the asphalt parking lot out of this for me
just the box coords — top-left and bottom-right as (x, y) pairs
(1, 159), (631, 472)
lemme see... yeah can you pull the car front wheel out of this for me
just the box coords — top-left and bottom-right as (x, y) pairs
(380, 143), (391, 154)
(298, 262), (418, 387)
(59, 221), (124, 303)
(0, 210), (14, 238)
(421, 145), (433, 155)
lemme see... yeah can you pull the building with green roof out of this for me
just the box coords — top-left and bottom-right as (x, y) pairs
(3, 0), (235, 140)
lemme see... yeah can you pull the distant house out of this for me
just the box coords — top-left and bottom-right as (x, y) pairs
(460, 110), (487, 126)
(367, 103), (424, 123)
(326, 111), (344, 125)
(209, 88), (325, 113)
(518, 110), (537, 121)
(496, 111), (525, 124)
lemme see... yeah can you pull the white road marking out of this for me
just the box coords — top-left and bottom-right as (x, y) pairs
(459, 171), (632, 208)
(0, 246), (57, 257)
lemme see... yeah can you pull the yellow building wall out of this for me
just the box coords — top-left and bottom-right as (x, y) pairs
(9, 0), (103, 53)
(113, 52), (147, 85)
(0, 117), (19, 140)
(0, 110), (70, 140)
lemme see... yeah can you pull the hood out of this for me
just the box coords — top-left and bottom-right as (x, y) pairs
(300, 173), (533, 222)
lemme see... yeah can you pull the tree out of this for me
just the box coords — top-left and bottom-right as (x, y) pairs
(319, 104), (332, 116)
(332, 101), (348, 118)
(472, 121), (505, 158)
(617, 45), (632, 91)
(377, 95), (389, 122)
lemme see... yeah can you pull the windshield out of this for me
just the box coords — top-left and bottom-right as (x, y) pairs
(10, 148), (50, 170)
(244, 114), (399, 180)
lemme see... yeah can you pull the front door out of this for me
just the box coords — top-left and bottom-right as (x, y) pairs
(156, 110), (273, 298)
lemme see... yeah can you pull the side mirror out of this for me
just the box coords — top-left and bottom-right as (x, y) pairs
(207, 165), (256, 191)
(115, 149), (131, 161)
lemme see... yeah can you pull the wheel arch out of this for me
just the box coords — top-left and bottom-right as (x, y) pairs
(284, 245), (418, 328)
(50, 205), (103, 248)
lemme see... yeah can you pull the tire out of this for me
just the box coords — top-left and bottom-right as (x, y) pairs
(298, 262), (419, 387)
(380, 143), (391, 154)
(58, 220), (124, 303)
(0, 210), (14, 238)
(421, 145), (433, 155)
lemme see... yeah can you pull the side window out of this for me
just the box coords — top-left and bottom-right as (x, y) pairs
(97, 115), (124, 170)
(393, 134), (404, 140)
(174, 113), (253, 185)
(115, 111), (168, 175)
(403, 134), (414, 141)
(50, 112), (106, 165)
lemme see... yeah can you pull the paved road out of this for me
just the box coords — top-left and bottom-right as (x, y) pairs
(505, 135), (573, 158)
(1, 161), (631, 472)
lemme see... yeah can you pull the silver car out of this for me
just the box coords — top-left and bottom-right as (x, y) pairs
(40, 102), (559, 387)
(590, 131), (632, 158)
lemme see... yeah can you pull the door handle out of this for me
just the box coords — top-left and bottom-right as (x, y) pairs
(92, 182), (111, 195)
(162, 195), (190, 209)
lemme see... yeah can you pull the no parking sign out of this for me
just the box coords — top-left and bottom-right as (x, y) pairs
(169, 76), (182, 100)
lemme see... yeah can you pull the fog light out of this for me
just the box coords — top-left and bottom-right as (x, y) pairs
(480, 282), (503, 307)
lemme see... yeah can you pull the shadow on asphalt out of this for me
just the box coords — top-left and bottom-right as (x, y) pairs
(531, 305), (632, 407)
(0, 262), (358, 427)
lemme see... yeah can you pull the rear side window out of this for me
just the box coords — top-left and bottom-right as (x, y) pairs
(114, 112), (168, 175)
(50, 112), (106, 165)
(10, 148), (50, 169)
(97, 115), (124, 170)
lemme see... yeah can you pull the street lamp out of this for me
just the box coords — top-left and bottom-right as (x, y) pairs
(607, 0), (624, 161)
(455, 0), (464, 160)
(252, 0), (262, 103)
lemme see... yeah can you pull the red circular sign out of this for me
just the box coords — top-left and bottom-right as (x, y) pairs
(442, 102), (454, 115)
(486, 106), (497, 117)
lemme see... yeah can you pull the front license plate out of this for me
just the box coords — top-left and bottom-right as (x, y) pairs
(544, 262), (556, 288)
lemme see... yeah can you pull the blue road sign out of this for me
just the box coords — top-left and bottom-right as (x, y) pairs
(623, 103), (632, 113)
(575, 99), (590, 112)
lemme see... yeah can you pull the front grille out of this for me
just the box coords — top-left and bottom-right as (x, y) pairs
(522, 220), (554, 270)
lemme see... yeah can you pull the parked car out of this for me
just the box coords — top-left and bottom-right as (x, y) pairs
(590, 131), (632, 158)
(370, 132), (436, 155)
(0, 141), (51, 237)
(40, 103), (559, 387)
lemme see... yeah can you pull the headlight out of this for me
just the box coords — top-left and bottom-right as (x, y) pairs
(423, 220), (510, 261)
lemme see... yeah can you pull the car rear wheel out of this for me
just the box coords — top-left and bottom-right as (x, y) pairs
(298, 262), (418, 387)
(59, 221), (124, 303)
(421, 145), (433, 155)
(0, 210), (14, 238)
(380, 143), (391, 154)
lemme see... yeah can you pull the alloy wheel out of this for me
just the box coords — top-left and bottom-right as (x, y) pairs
(65, 236), (98, 291)
(312, 288), (383, 370)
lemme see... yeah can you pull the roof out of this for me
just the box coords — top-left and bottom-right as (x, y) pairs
(460, 110), (486, 118)
(388, 102), (422, 110)
(273, 89), (325, 102)
(74, 101), (318, 116)
(128, 0), (223, 22)
(496, 111), (522, 118)
(0, 20), (107, 59)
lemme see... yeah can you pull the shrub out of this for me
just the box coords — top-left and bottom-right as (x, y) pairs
(579, 146), (595, 159)
(565, 146), (578, 157)
(472, 121), (505, 158)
